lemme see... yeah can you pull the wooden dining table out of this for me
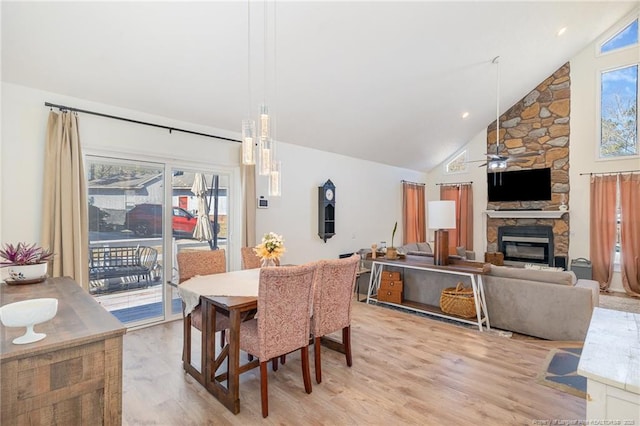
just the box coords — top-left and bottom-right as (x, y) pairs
(178, 269), (261, 414)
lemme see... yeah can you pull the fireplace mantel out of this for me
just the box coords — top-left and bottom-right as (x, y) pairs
(484, 210), (568, 219)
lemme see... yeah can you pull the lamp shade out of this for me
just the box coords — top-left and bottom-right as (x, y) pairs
(428, 200), (456, 230)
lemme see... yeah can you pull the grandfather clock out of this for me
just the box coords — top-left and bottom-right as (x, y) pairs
(318, 179), (335, 242)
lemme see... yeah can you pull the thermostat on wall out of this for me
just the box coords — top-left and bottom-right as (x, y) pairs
(257, 196), (269, 209)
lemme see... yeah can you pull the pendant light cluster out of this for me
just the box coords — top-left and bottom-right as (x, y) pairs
(242, 0), (281, 197)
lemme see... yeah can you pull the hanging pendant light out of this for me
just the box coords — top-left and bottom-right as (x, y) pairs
(268, 160), (281, 196)
(241, 0), (256, 165)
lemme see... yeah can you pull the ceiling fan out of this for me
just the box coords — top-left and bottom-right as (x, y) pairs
(467, 56), (542, 171)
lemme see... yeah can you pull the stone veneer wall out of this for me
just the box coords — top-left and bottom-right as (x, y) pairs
(486, 63), (570, 261)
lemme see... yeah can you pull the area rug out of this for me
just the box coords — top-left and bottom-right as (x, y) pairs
(537, 347), (586, 399)
(599, 292), (640, 314)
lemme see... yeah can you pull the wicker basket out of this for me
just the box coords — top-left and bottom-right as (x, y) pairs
(439, 282), (477, 318)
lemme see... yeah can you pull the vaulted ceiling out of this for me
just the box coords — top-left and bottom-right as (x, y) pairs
(2, 1), (637, 171)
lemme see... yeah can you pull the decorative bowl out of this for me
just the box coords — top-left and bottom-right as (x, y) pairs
(7, 263), (48, 281)
(0, 298), (58, 344)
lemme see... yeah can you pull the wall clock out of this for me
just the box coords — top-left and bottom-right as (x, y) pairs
(318, 179), (335, 242)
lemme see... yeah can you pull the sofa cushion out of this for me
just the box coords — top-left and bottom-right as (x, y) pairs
(489, 265), (573, 286)
(416, 242), (432, 253)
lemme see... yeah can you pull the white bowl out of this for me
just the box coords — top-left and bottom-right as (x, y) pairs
(7, 263), (48, 281)
(0, 298), (58, 344)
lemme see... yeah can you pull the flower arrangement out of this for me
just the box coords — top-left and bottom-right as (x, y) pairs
(0, 242), (54, 266)
(254, 232), (286, 260)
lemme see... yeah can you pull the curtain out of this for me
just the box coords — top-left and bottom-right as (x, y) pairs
(619, 173), (640, 296)
(589, 175), (617, 291)
(242, 164), (257, 247)
(402, 181), (425, 244)
(41, 111), (89, 289)
(440, 184), (473, 255)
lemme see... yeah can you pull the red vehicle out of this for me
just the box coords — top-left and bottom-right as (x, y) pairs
(125, 204), (201, 237)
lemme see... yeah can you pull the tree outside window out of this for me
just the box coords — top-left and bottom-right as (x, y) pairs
(600, 64), (638, 158)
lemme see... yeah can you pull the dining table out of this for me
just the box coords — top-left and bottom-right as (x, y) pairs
(178, 268), (261, 414)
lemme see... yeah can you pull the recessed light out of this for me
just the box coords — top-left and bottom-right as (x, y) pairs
(462, 112), (470, 119)
(557, 27), (567, 36)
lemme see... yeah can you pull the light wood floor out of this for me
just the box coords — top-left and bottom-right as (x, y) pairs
(122, 299), (584, 425)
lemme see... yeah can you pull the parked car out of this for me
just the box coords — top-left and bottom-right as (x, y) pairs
(125, 204), (211, 237)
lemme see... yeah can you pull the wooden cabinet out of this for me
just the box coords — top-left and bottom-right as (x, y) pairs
(1, 277), (126, 425)
(377, 271), (403, 304)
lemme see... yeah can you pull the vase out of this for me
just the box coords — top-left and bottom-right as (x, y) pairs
(261, 258), (277, 268)
(7, 263), (48, 282)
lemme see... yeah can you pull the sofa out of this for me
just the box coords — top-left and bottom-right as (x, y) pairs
(365, 256), (599, 341)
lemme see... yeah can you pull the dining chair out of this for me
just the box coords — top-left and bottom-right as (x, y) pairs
(239, 263), (317, 418)
(241, 246), (280, 269)
(311, 253), (360, 384)
(177, 249), (228, 361)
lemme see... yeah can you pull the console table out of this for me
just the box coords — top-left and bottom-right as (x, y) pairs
(1, 277), (126, 425)
(366, 257), (491, 331)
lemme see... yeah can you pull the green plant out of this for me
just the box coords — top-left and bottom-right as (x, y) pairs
(0, 242), (53, 266)
(390, 221), (398, 248)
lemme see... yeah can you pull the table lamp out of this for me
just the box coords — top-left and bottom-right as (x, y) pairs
(428, 200), (456, 266)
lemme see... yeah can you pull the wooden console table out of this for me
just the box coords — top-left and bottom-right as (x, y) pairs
(1, 277), (126, 425)
(366, 257), (491, 331)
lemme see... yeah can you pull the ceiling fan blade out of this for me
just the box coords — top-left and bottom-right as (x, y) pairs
(508, 150), (543, 158)
(466, 159), (489, 163)
(509, 157), (533, 163)
(477, 163), (487, 167)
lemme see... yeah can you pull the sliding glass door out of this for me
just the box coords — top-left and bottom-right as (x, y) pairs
(87, 156), (231, 327)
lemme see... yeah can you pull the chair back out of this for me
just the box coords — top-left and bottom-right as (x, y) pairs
(177, 249), (226, 283)
(256, 264), (317, 360)
(312, 254), (360, 337)
(241, 247), (262, 269)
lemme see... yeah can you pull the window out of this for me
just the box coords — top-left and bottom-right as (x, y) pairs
(597, 13), (639, 160)
(600, 18), (638, 54)
(445, 150), (468, 174)
(600, 65), (638, 158)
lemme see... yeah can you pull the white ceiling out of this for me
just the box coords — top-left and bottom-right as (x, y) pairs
(2, 1), (638, 171)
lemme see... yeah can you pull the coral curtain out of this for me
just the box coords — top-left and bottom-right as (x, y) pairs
(440, 184), (473, 255)
(242, 164), (257, 247)
(402, 181), (425, 244)
(41, 111), (89, 290)
(619, 173), (640, 296)
(589, 175), (617, 291)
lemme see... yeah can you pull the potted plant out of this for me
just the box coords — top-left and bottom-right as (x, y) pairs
(386, 222), (399, 259)
(1, 242), (53, 282)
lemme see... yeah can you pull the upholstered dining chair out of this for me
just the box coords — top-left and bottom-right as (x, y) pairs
(177, 249), (228, 361)
(241, 246), (280, 269)
(239, 263), (317, 418)
(311, 253), (360, 384)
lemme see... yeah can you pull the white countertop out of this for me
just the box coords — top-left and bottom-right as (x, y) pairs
(577, 307), (640, 394)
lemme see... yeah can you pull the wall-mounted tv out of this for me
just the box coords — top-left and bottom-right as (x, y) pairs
(487, 168), (552, 202)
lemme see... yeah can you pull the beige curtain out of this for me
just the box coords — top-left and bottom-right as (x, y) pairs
(589, 175), (617, 291)
(619, 173), (640, 296)
(439, 184), (473, 255)
(402, 182), (425, 244)
(242, 164), (257, 247)
(41, 111), (89, 289)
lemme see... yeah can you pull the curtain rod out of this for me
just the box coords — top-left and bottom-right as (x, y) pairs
(579, 169), (640, 176)
(401, 180), (425, 186)
(436, 181), (473, 186)
(44, 102), (242, 144)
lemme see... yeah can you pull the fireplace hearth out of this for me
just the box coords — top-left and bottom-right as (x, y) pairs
(498, 225), (554, 267)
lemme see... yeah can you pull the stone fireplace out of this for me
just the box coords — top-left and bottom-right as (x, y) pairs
(485, 63), (571, 265)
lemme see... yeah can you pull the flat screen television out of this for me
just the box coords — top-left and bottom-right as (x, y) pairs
(487, 168), (552, 202)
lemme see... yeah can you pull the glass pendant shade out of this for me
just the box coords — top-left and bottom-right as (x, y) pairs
(268, 160), (281, 197)
(258, 138), (273, 176)
(260, 104), (270, 141)
(241, 119), (256, 165)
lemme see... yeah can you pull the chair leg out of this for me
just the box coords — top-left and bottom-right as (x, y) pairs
(301, 346), (312, 394)
(272, 357), (278, 371)
(343, 326), (352, 367)
(220, 330), (225, 349)
(260, 361), (269, 418)
(280, 354), (286, 365)
(314, 336), (322, 384)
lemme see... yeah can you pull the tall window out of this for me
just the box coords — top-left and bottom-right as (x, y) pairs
(598, 15), (639, 159)
(445, 150), (468, 174)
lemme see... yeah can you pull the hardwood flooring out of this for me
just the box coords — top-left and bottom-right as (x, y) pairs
(122, 299), (584, 425)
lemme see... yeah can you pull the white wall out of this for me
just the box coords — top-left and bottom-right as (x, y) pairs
(1, 82), (426, 270)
